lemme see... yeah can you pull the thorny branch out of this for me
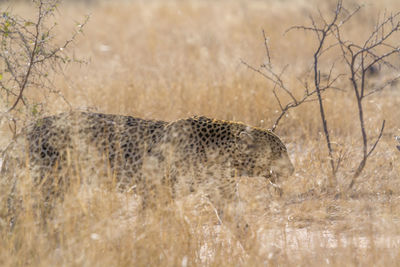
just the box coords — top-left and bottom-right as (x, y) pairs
(243, 0), (400, 189)
(0, 0), (88, 118)
(333, 9), (400, 188)
(240, 58), (324, 132)
(7, 1), (44, 112)
(282, 0), (397, 184)
(241, 23), (345, 133)
(286, 0), (361, 177)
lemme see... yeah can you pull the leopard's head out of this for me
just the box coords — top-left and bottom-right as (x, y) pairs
(234, 126), (294, 179)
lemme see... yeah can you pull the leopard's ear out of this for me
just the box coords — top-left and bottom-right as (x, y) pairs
(238, 130), (254, 148)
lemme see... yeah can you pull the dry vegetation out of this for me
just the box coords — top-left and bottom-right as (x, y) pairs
(1, 0), (400, 266)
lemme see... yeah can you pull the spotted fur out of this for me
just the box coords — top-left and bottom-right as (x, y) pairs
(1, 112), (294, 211)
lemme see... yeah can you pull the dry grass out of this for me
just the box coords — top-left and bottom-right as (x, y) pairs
(1, 0), (400, 266)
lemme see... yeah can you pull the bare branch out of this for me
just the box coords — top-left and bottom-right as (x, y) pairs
(349, 120), (386, 189)
(262, 29), (272, 67)
(365, 48), (400, 72)
(364, 75), (400, 97)
(272, 90), (283, 111)
(0, 0), (87, 113)
(7, 1), (44, 112)
(241, 59), (275, 84)
(337, 8), (400, 188)
(363, 11), (400, 49)
(271, 92), (320, 132)
(286, 24), (323, 36)
(242, 59), (297, 105)
(270, 65), (297, 103)
(366, 120), (385, 158)
(337, 4), (362, 27)
(244, 0), (397, 187)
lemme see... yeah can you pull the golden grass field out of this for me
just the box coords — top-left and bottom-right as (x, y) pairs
(1, 0), (400, 266)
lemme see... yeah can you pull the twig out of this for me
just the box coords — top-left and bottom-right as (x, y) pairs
(8, 1), (44, 112)
(262, 29), (272, 66)
(366, 120), (385, 158)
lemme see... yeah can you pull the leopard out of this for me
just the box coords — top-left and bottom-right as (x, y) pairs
(1, 111), (168, 223)
(1, 111), (294, 223)
(24, 111), (168, 188)
(160, 116), (294, 203)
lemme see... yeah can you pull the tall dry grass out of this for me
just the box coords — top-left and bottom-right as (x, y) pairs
(1, 0), (400, 266)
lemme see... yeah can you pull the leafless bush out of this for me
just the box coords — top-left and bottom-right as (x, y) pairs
(243, 0), (400, 189)
(0, 0), (88, 134)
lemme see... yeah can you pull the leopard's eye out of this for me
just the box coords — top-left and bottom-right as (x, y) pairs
(247, 144), (257, 150)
